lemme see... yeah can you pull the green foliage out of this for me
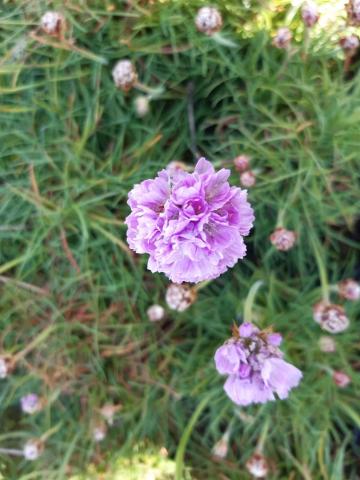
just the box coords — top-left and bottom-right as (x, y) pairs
(0, 1), (359, 479)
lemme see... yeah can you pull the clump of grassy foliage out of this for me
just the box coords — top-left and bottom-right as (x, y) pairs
(0, 1), (359, 479)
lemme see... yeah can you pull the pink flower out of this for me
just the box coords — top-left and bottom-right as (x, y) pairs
(240, 170), (256, 188)
(346, 0), (360, 26)
(112, 60), (137, 91)
(318, 336), (336, 353)
(272, 28), (292, 49)
(270, 227), (297, 251)
(333, 371), (351, 388)
(195, 6), (223, 35)
(233, 155), (250, 172)
(21, 394), (41, 415)
(246, 453), (269, 478)
(40, 11), (65, 36)
(301, 2), (319, 27)
(126, 158), (254, 283)
(340, 35), (360, 54)
(313, 302), (349, 333)
(338, 279), (360, 301)
(165, 283), (197, 311)
(147, 304), (165, 321)
(215, 323), (302, 406)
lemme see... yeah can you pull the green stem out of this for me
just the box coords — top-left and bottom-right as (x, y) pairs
(194, 279), (211, 292)
(311, 236), (330, 303)
(243, 280), (264, 324)
(14, 324), (57, 362)
(256, 417), (270, 454)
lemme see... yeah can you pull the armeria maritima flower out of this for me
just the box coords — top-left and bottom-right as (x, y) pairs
(270, 227), (297, 251)
(346, 0), (360, 25)
(126, 158), (254, 283)
(301, 2), (319, 27)
(313, 302), (349, 333)
(112, 60), (137, 91)
(272, 28), (292, 49)
(246, 453), (270, 478)
(21, 394), (42, 415)
(40, 11), (65, 36)
(195, 7), (223, 35)
(338, 278), (360, 301)
(214, 322), (302, 406)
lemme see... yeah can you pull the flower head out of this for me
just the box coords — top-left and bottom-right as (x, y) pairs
(318, 335), (336, 353)
(333, 370), (351, 388)
(214, 323), (302, 406)
(21, 394), (42, 415)
(165, 283), (196, 311)
(346, 0), (360, 25)
(301, 2), (319, 27)
(273, 28), (292, 49)
(313, 302), (349, 333)
(100, 403), (122, 425)
(23, 439), (43, 461)
(212, 430), (230, 459)
(270, 227), (297, 251)
(240, 170), (256, 188)
(40, 11), (65, 36)
(135, 95), (150, 117)
(195, 7), (223, 35)
(126, 158), (254, 283)
(338, 279), (360, 301)
(246, 453), (269, 478)
(0, 356), (10, 379)
(147, 304), (165, 321)
(112, 60), (138, 91)
(340, 35), (360, 54)
(233, 155), (250, 172)
(93, 423), (107, 442)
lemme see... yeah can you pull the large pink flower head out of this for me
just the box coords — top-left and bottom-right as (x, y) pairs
(214, 322), (302, 406)
(125, 158), (254, 283)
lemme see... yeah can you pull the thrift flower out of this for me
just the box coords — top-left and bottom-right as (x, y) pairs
(240, 170), (256, 188)
(23, 439), (43, 461)
(301, 2), (319, 27)
(195, 7), (223, 35)
(212, 430), (230, 459)
(0, 356), (10, 379)
(93, 423), (107, 442)
(246, 453), (269, 478)
(214, 322), (302, 406)
(233, 155), (250, 172)
(333, 371), (351, 388)
(135, 95), (149, 117)
(147, 304), (165, 321)
(40, 11), (64, 36)
(338, 279), (360, 301)
(126, 158), (254, 283)
(270, 227), (297, 251)
(273, 28), (292, 49)
(165, 283), (196, 311)
(318, 336), (336, 353)
(112, 60), (138, 91)
(313, 302), (349, 333)
(346, 0), (360, 25)
(21, 394), (41, 415)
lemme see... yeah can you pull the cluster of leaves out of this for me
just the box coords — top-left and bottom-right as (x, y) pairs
(0, 0), (359, 479)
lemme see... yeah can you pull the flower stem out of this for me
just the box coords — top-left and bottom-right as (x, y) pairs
(194, 279), (211, 292)
(13, 324), (57, 362)
(243, 280), (264, 324)
(256, 417), (270, 454)
(311, 236), (330, 303)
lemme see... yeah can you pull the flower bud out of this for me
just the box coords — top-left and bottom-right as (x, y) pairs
(112, 60), (138, 91)
(301, 2), (319, 27)
(0, 356), (11, 379)
(165, 284), (197, 312)
(92, 423), (107, 442)
(134, 95), (150, 117)
(195, 7), (223, 35)
(246, 453), (269, 478)
(240, 170), (256, 188)
(272, 28), (292, 49)
(40, 11), (65, 36)
(269, 227), (297, 251)
(23, 439), (44, 461)
(313, 302), (349, 333)
(233, 155), (250, 172)
(338, 279), (360, 301)
(346, 0), (360, 26)
(147, 304), (165, 322)
(333, 370), (351, 388)
(212, 430), (230, 459)
(318, 335), (336, 353)
(21, 393), (42, 415)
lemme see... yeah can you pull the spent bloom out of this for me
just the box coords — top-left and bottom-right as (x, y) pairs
(318, 335), (336, 353)
(346, 0), (360, 25)
(93, 423), (107, 442)
(233, 155), (250, 172)
(214, 322), (302, 406)
(240, 170), (256, 188)
(301, 2), (319, 27)
(112, 60), (138, 91)
(165, 283), (196, 311)
(126, 158), (254, 283)
(272, 28), (292, 49)
(134, 95), (150, 117)
(40, 11), (65, 36)
(313, 302), (349, 333)
(333, 370), (351, 388)
(340, 34), (360, 54)
(246, 453), (270, 478)
(270, 227), (297, 251)
(21, 394), (42, 415)
(23, 439), (43, 461)
(147, 304), (165, 322)
(338, 279), (360, 301)
(195, 7), (223, 35)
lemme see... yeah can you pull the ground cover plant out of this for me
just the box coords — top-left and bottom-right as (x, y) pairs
(0, 0), (359, 478)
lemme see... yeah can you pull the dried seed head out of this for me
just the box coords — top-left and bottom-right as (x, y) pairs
(195, 7), (223, 35)
(23, 439), (44, 461)
(147, 304), (165, 322)
(165, 284), (197, 312)
(272, 28), (292, 49)
(240, 170), (256, 188)
(338, 279), (360, 301)
(40, 11), (65, 36)
(333, 370), (351, 388)
(112, 60), (138, 91)
(313, 302), (350, 333)
(346, 0), (360, 25)
(301, 2), (319, 27)
(93, 423), (107, 442)
(318, 335), (336, 353)
(233, 155), (250, 172)
(269, 227), (297, 251)
(134, 95), (150, 117)
(246, 453), (269, 478)
(21, 393), (42, 415)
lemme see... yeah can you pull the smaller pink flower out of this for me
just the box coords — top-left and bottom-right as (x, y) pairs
(195, 6), (223, 35)
(346, 0), (360, 26)
(340, 34), (360, 54)
(93, 423), (107, 442)
(40, 11), (65, 36)
(212, 430), (230, 459)
(273, 28), (292, 49)
(301, 2), (319, 27)
(246, 453), (269, 478)
(233, 155), (250, 172)
(147, 304), (165, 322)
(112, 60), (138, 91)
(165, 284), (197, 312)
(333, 371), (351, 388)
(240, 170), (256, 187)
(318, 336), (336, 353)
(270, 227), (297, 251)
(338, 279), (360, 301)
(313, 302), (349, 333)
